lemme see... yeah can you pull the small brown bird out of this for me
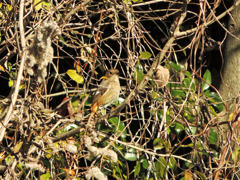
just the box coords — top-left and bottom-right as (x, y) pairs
(91, 69), (121, 113)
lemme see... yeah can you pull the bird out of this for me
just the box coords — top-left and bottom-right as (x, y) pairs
(91, 68), (121, 114)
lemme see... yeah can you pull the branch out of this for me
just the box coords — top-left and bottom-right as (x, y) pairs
(0, 0), (27, 142)
(51, 1), (189, 142)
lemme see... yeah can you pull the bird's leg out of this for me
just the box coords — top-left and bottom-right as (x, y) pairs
(86, 102), (99, 130)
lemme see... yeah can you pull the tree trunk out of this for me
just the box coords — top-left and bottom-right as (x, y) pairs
(219, 4), (240, 115)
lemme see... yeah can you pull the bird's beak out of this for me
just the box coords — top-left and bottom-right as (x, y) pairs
(100, 76), (108, 80)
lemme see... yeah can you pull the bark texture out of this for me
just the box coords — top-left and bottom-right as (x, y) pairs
(219, 4), (240, 112)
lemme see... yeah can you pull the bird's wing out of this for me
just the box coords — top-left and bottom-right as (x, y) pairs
(98, 79), (111, 95)
(93, 78), (111, 103)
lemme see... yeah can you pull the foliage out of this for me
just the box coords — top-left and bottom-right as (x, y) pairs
(0, 0), (239, 179)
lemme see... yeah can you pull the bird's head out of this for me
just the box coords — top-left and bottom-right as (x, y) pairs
(101, 69), (119, 79)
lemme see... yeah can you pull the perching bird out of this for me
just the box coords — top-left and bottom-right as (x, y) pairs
(91, 69), (121, 114)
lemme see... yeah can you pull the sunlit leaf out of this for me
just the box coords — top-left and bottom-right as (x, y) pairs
(0, 65), (5, 72)
(7, 4), (12, 11)
(139, 51), (152, 60)
(34, 0), (51, 12)
(202, 69), (212, 91)
(66, 69), (84, 84)
(185, 170), (193, 180)
(8, 79), (14, 87)
(188, 126), (197, 135)
(34, 0), (42, 11)
(125, 150), (137, 161)
(17, 163), (24, 170)
(40, 172), (51, 180)
(5, 155), (14, 165)
(132, 0), (143, 3)
(123, 0), (132, 5)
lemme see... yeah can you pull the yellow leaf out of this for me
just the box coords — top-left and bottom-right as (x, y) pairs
(8, 79), (14, 87)
(185, 170), (193, 180)
(139, 51), (152, 60)
(0, 65), (5, 72)
(34, 0), (42, 11)
(7, 4), (12, 11)
(0, 3), (3, 8)
(34, 0), (51, 12)
(42, 1), (51, 10)
(66, 69), (84, 84)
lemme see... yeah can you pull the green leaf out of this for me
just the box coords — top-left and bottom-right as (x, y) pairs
(123, 0), (132, 5)
(134, 63), (144, 84)
(134, 161), (141, 177)
(71, 99), (80, 110)
(141, 159), (149, 169)
(209, 129), (218, 145)
(17, 163), (24, 170)
(155, 157), (167, 179)
(169, 61), (182, 72)
(188, 126), (197, 135)
(175, 122), (185, 134)
(125, 149), (137, 161)
(8, 79), (14, 87)
(205, 91), (224, 112)
(34, 0), (51, 11)
(132, 0), (143, 3)
(171, 89), (185, 98)
(168, 157), (176, 169)
(139, 51), (152, 60)
(66, 69), (84, 84)
(40, 172), (51, 180)
(108, 117), (127, 138)
(5, 155), (14, 165)
(184, 78), (196, 91)
(153, 138), (165, 150)
(202, 69), (212, 91)
(194, 170), (207, 180)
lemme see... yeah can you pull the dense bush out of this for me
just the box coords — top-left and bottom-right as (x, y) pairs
(0, 0), (239, 179)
